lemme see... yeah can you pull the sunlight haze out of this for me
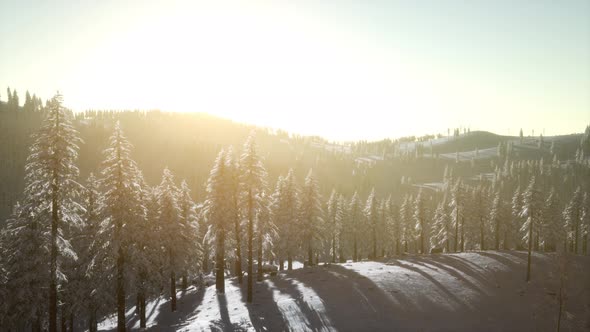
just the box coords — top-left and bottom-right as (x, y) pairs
(1, 0), (589, 140)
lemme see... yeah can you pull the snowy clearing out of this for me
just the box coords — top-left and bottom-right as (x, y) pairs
(97, 251), (590, 331)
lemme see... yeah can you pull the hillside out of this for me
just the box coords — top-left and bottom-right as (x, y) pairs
(98, 251), (590, 331)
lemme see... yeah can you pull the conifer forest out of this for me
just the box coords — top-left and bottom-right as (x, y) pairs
(1, 1), (589, 331)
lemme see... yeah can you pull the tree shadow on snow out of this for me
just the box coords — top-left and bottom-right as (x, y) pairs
(236, 277), (288, 332)
(151, 285), (206, 330)
(209, 292), (249, 332)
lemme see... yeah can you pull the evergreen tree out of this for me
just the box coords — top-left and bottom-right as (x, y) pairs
(563, 187), (583, 254)
(449, 180), (464, 252)
(238, 133), (268, 302)
(511, 185), (523, 250)
(473, 184), (488, 250)
(24, 93), (82, 332)
(349, 191), (363, 261)
(326, 189), (338, 263)
(226, 147), (243, 284)
(301, 169), (323, 265)
(97, 122), (144, 331)
(400, 194), (414, 253)
(413, 189), (427, 254)
(73, 173), (106, 332)
(431, 196), (452, 252)
(205, 149), (231, 293)
(178, 180), (200, 290)
(156, 168), (184, 312)
(365, 188), (379, 259)
(24, 91), (33, 112)
(336, 194), (348, 262)
(272, 170), (299, 270)
(520, 176), (543, 281)
(256, 192), (275, 281)
(489, 189), (506, 250)
(541, 188), (562, 252)
(1, 200), (49, 330)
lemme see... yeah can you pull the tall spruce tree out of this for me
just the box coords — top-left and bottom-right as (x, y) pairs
(205, 149), (231, 293)
(365, 188), (379, 259)
(301, 169), (323, 266)
(349, 191), (363, 261)
(97, 122), (145, 331)
(23, 93), (82, 332)
(520, 176), (543, 281)
(413, 189), (427, 254)
(156, 168), (184, 312)
(238, 133), (268, 302)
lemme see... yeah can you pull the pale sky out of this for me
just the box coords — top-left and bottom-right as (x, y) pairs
(1, 0), (589, 141)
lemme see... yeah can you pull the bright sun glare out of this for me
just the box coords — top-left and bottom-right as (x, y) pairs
(64, 3), (459, 141)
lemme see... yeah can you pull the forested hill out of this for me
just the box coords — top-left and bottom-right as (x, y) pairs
(0, 103), (589, 222)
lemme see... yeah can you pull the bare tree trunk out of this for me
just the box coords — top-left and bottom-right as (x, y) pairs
(460, 217), (465, 252)
(139, 291), (146, 328)
(216, 231), (225, 293)
(454, 206), (459, 252)
(307, 238), (313, 267)
(287, 252), (293, 270)
(117, 245), (126, 332)
(60, 308), (66, 332)
(353, 236), (358, 262)
(170, 270), (177, 311)
(257, 232), (263, 282)
(526, 217), (533, 282)
(332, 235), (336, 263)
(247, 189), (254, 303)
(480, 216), (485, 251)
(50, 189), (59, 332)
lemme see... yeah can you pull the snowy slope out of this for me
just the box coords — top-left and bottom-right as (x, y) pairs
(98, 251), (590, 331)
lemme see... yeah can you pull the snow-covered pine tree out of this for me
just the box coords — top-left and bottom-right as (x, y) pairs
(541, 188), (562, 252)
(511, 184), (523, 250)
(520, 176), (543, 281)
(400, 194), (414, 253)
(272, 170), (300, 270)
(473, 183), (488, 250)
(178, 180), (200, 290)
(431, 195), (452, 253)
(97, 121), (145, 331)
(205, 149), (231, 293)
(365, 188), (379, 259)
(238, 133), (268, 302)
(60, 172), (105, 331)
(256, 192), (275, 281)
(301, 169), (324, 266)
(582, 192), (589, 255)
(349, 191), (363, 261)
(156, 168), (185, 312)
(336, 194), (348, 262)
(1, 200), (50, 330)
(326, 189), (338, 263)
(563, 187), (583, 254)
(387, 198), (401, 256)
(225, 147), (243, 284)
(413, 189), (427, 254)
(449, 179), (465, 252)
(134, 184), (163, 328)
(378, 197), (389, 257)
(22, 93), (82, 332)
(76, 173), (107, 332)
(489, 189), (506, 250)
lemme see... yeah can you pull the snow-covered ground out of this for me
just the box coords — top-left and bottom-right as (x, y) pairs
(98, 251), (590, 331)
